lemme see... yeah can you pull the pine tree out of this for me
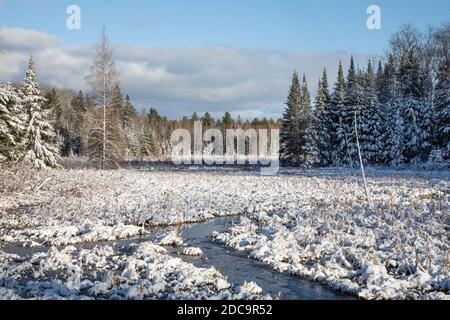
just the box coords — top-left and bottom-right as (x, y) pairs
(111, 84), (124, 123)
(434, 52), (450, 158)
(360, 61), (383, 165)
(398, 50), (430, 163)
(303, 112), (320, 167)
(280, 71), (303, 165)
(375, 61), (385, 103)
(0, 82), (25, 162)
(140, 126), (156, 158)
(387, 109), (406, 167)
(301, 74), (312, 114)
(21, 55), (60, 169)
(330, 62), (347, 165)
(222, 112), (233, 129)
(147, 108), (162, 155)
(341, 56), (363, 165)
(300, 75), (318, 166)
(379, 55), (400, 165)
(191, 112), (199, 123)
(71, 90), (87, 155)
(202, 112), (214, 128)
(123, 94), (137, 129)
(315, 69), (332, 165)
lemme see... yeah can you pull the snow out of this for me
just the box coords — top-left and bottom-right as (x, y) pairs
(0, 240), (268, 300)
(210, 169), (449, 299)
(156, 231), (185, 247)
(0, 167), (448, 300)
(182, 247), (203, 256)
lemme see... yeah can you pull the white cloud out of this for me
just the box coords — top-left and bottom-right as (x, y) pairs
(0, 27), (378, 119)
(0, 27), (60, 50)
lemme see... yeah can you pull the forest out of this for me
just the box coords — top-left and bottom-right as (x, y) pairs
(0, 23), (448, 169)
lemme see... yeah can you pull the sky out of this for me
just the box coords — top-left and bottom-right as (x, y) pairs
(0, 0), (449, 119)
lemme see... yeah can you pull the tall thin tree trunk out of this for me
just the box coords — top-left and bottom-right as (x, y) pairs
(354, 111), (372, 209)
(103, 71), (106, 170)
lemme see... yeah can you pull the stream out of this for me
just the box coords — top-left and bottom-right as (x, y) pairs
(170, 216), (354, 300)
(2, 216), (355, 300)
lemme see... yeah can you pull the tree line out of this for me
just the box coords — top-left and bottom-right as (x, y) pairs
(0, 29), (279, 169)
(281, 23), (449, 167)
(1, 24), (448, 170)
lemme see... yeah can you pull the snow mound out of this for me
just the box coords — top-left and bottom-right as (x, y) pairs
(182, 247), (203, 256)
(156, 230), (184, 247)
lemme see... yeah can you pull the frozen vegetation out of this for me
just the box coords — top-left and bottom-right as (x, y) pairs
(0, 167), (449, 300)
(0, 241), (265, 300)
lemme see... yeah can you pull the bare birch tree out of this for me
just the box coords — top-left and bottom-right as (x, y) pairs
(85, 27), (121, 169)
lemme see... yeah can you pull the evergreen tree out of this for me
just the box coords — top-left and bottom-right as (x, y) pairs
(434, 51), (450, 158)
(375, 61), (385, 103)
(0, 82), (25, 162)
(280, 71), (302, 165)
(341, 56), (363, 165)
(21, 55), (60, 169)
(301, 74), (312, 114)
(202, 112), (214, 128)
(300, 75), (318, 165)
(222, 112), (233, 129)
(236, 115), (242, 128)
(379, 54), (400, 165)
(330, 61), (347, 165)
(398, 50), (431, 163)
(111, 84), (124, 120)
(386, 109), (406, 167)
(191, 112), (199, 123)
(123, 94), (137, 129)
(45, 89), (62, 123)
(147, 108), (162, 155)
(360, 61), (383, 164)
(314, 69), (332, 165)
(71, 90), (87, 155)
(140, 126), (156, 158)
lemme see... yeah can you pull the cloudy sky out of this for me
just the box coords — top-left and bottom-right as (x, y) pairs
(0, 0), (449, 119)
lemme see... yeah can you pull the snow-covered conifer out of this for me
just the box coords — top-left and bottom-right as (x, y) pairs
(21, 55), (60, 169)
(280, 71), (302, 165)
(330, 62), (347, 165)
(314, 69), (332, 165)
(0, 82), (25, 162)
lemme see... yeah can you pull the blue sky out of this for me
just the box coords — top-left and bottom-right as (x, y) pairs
(0, 0), (449, 119)
(1, 0), (449, 53)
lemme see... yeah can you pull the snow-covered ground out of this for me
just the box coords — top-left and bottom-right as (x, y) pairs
(0, 167), (449, 299)
(0, 239), (265, 300)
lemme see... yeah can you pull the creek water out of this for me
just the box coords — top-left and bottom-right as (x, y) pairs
(2, 216), (354, 300)
(174, 216), (354, 300)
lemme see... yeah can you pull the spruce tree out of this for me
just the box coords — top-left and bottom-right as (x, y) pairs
(434, 53), (450, 158)
(123, 94), (137, 129)
(280, 71), (302, 165)
(71, 90), (87, 155)
(379, 54), (400, 165)
(398, 51), (430, 163)
(330, 61), (347, 165)
(141, 126), (156, 158)
(341, 56), (363, 165)
(314, 69), (332, 165)
(301, 76), (319, 166)
(147, 108), (162, 155)
(360, 61), (383, 165)
(387, 109), (406, 167)
(0, 82), (25, 162)
(191, 112), (199, 123)
(202, 112), (214, 128)
(21, 55), (60, 169)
